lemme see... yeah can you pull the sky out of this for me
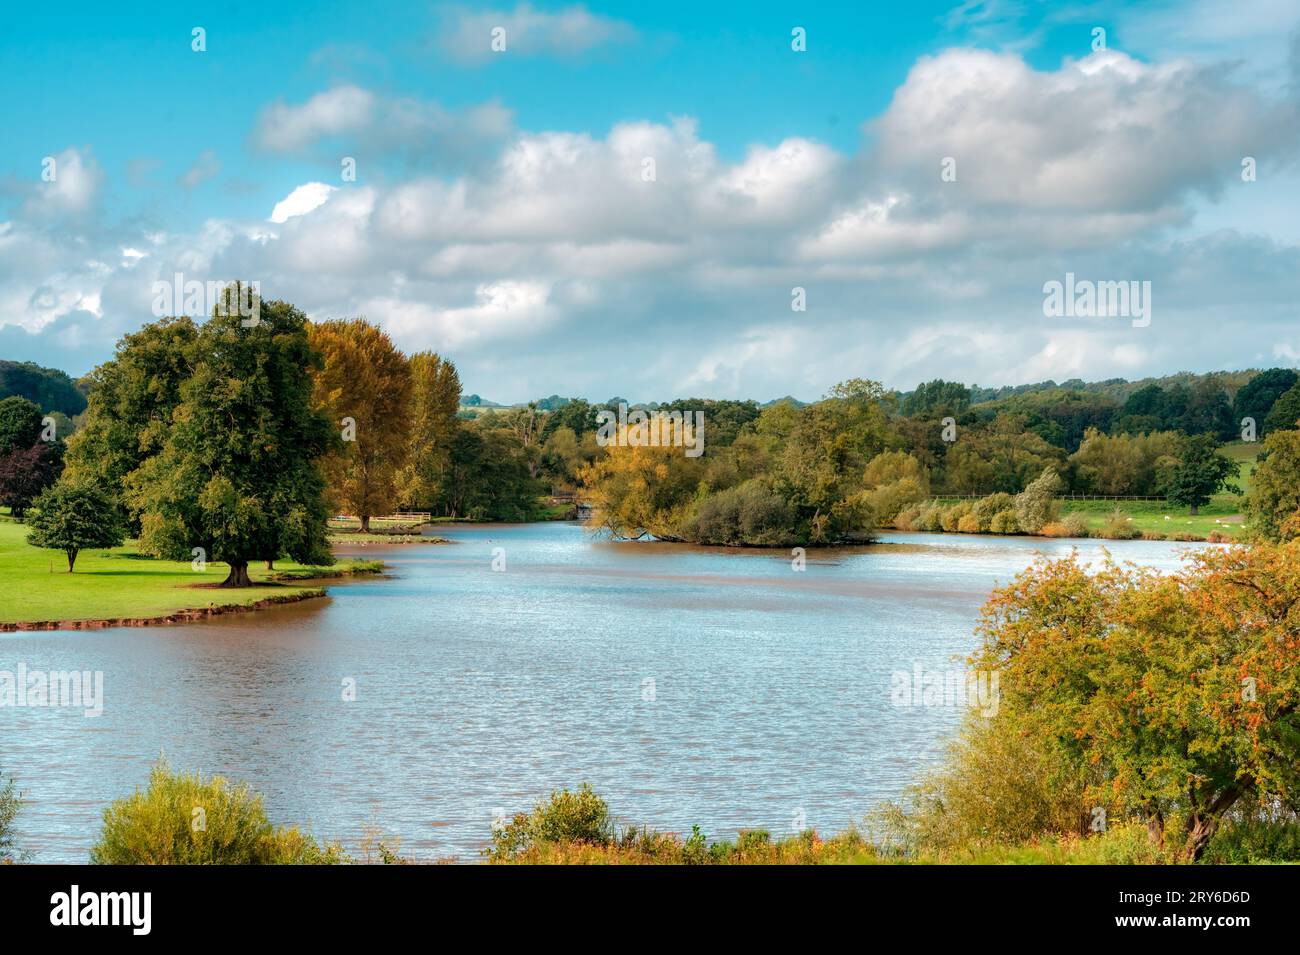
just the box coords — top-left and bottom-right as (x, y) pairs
(2, 0), (1300, 403)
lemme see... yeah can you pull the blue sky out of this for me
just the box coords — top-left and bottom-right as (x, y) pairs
(3, 1), (1300, 401)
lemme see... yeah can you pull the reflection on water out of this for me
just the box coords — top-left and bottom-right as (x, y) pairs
(1, 522), (1216, 862)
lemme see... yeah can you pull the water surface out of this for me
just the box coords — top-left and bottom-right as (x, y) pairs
(1, 522), (1215, 862)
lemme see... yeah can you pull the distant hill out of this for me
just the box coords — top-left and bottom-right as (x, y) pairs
(0, 359), (87, 417)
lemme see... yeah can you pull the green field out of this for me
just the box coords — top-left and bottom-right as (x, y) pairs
(0, 519), (370, 626)
(1058, 498), (1246, 540)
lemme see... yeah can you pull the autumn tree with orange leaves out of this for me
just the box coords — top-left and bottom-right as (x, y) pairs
(969, 541), (1300, 860)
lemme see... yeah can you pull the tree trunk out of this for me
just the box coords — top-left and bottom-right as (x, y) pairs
(1183, 816), (1217, 861)
(66, 548), (78, 573)
(221, 561), (253, 587)
(1145, 807), (1164, 848)
(266, 560), (274, 570)
(1190, 504), (1199, 515)
(360, 514), (371, 533)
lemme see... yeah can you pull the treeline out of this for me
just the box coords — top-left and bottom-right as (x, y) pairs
(8, 289), (1300, 552)
(574, 367), (1300, 544)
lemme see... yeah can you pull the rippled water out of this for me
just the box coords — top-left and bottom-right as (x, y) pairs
(1, 522), (1216, 862)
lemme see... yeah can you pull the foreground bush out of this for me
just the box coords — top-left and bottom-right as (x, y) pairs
(487, 787), (880, 864)
(0, 769), (21, 863)
(90, 761), (345, 864)
(892, 543), (1300, 862)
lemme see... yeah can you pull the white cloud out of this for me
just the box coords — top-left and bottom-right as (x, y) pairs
(6, 41), (1300, 401)
(270, 183), (338, 223)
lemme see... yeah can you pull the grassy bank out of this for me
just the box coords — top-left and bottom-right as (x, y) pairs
(327, 516), (447, 544)
(0, 519), (379, 627)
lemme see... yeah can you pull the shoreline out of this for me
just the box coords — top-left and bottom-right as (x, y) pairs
(0, 587), (329, 632)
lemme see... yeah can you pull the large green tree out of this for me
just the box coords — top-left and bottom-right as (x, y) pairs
(129, 292), (334, 586)
(1164, 435), (1239, 515)
(64, 317), (199, 532)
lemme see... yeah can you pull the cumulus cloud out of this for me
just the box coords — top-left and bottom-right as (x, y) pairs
(5, 43), (1300, 402)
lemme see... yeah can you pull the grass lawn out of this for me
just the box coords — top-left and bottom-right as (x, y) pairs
(0, 519), (371, 626)
(1058, 498), (1246, 540)
(1058, 442), (1259, 541)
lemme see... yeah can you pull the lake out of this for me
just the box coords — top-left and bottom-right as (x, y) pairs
(1, 522), (1217, 862)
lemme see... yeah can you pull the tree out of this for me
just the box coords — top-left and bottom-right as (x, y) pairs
(399, 352), (461, 510)
(1262, 381), (1300, 434)
(26, 482), (125, 572)
(308, 319), (413, 532)
(901, 379), (971, 417)
(63, 317), (199, 532)
(1013, 466), (1063, 533)
(1234, 367), (1298, 436)
(0, 395), (44, 456)
(1068, 428), (1181, 496)
(973, 543), (1300, 860)
(129, 291), (334, 586)
(0, 441), (64, 519)
(1164, 435), (1239, 515)
(0, 395), (63, 518)
(1245, 426), (1300, 541)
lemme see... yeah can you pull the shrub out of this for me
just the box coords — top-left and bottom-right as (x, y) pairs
(1014, 467), (1063, 533)
(1060, 511), (1090, 538)
(687, 479), (800, 546)
(1206, 530), (1232, 543)
(90, 761), (344, 864)
(957, 512), (981, 534)
(0, 769), (21, 863)
(876, 715), (1091, 854)
(1039, 521), (1070, 537)
(972, 493), (1016, 532)
(893, 506), (921, 531)
(1098, 508), (1141, 540)
(989, 509), (1020, 534)
(865, 477), (927, 525)
(916, 503), (946, 532)
(941, 501), (972, 533)
(1202, 812), (1300, 864)
(488, 784), (613, 860)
